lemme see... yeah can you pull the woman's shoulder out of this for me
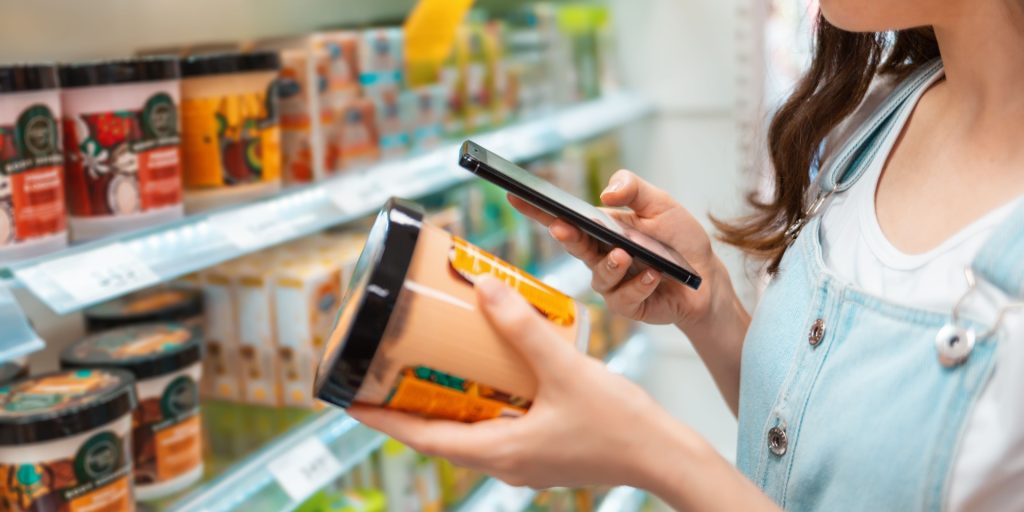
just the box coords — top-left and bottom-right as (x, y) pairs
(820, 73), (900, 166)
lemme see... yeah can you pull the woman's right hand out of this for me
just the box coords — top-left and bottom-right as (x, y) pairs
(509, 169), (724, 329)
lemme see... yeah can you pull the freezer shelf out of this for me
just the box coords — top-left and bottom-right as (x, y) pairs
(6, 92), (653, 316)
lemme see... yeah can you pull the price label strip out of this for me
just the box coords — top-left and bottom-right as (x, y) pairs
(208, 205), (303, 251)
(15, 243), (160, 308)
(268, 437), (344, 503)
(326, 173), (387, 215)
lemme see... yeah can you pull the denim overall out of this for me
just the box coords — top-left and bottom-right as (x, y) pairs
(737, 59), (1024, 510)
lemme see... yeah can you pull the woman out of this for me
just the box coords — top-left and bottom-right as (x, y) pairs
(352, 0), (1024, 509)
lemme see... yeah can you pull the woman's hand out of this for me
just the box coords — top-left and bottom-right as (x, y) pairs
(510, 170), (751, 414)
(349, 277), (777, 511)
(508, 170), (722, 329)
(350, 276), (673, 489)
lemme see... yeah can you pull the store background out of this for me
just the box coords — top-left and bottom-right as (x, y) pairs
(0, 0), (818, 510)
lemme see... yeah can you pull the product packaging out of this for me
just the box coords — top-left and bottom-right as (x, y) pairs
(0, 369), (137, 511)
(367, 88), (408, 160)
(338, 98), (380, 170)
(358, 28), (404, 96)
(0, 64), (68, 264)
(273, 256), (342, 408)
(84, 285), (203, 333)
(232, 257), (281, 406)
(61, 323), (204, 500)
(179, 52), (282, 212)
(315, 198), (589, 422)
(199, 264), (242, 400)
(59, 57), (184, 241)
(257, 32), (360, 183)
(405, 85), (446, 153)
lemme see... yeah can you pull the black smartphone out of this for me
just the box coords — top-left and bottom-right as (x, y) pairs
(458, 140), (702, 290)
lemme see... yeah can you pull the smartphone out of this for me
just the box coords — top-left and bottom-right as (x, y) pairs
(458, 140), (702, 290)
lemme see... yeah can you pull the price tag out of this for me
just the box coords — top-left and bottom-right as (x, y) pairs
(268, 438), (344, 502)
(326, 174), (386, 215)
(208, 207), (298, 251)
(16, 243), (160, 305)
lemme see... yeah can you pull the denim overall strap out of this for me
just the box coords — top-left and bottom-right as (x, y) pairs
(818, 59), (944, 194)
(972, 200), (1024, 298)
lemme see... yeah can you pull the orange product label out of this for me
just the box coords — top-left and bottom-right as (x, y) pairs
(448, 236), (576, 326)
(62, 93), (183, 218)
(0, 102), (67, 245)
(131, 375), (201, 485)
(385, 366), (528, 422)
(7, 165), (66, 241)
(155, 415), (202, 480)
(68, 476), (133, 512)
(180, 88), (281, 188)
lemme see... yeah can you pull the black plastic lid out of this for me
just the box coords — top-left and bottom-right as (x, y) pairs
(84, 286), (203, 332)
(0, 362), (28, 386)
(58, 57), (180, 88)
(0, 64), (59, 93)
(315, 197), (423, 408)
(180, 51), (281, 78)
(61, 323), (202, 380)
(0, 369), (136, 445)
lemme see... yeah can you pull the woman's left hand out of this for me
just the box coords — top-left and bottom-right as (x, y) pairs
(348, 276), (686, 490)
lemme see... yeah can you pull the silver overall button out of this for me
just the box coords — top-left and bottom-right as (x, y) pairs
(935, 324), (976, 367)
(808, 319), (826, 346)
(767, 426), (788, 456)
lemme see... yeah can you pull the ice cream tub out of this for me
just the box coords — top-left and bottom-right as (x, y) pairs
(61, 323), (203, 501)
(315, 198), (588, 422)
(59, 57), (184, 242)
(84, 285), (204, 333)
(0, 64), (68, 264)
(0, 369), (137, 512)
(179, 52), (281, 212)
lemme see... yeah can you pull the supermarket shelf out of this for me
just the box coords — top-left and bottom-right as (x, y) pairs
(456, 332), (653, 512)
(164, 253), (610, 512)
(167, 411), (385, 512)
(5, 92), (653, 316)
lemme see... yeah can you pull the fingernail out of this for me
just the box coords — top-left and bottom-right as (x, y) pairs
(476, 276), (508, 304)
(641, 270), (657, 285)
(606, 256), (619, 270)
(602, 179), (622, 195)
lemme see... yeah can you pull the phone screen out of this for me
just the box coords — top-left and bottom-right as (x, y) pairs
(461, 141), (700, 287)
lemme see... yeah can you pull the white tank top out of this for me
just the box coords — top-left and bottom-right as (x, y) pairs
(820, 70), (1024, 511)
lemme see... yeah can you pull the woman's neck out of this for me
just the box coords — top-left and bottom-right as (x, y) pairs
(933, 2), (1024, 126)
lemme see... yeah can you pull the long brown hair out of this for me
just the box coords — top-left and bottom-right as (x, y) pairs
(713, 15), (939, 274)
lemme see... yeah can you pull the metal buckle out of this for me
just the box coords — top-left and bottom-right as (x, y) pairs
(935, 267), (1024, 367)
(785, 190), (834, 244)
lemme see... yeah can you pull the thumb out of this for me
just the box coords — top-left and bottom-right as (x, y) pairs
(475, 276), (579, 380)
